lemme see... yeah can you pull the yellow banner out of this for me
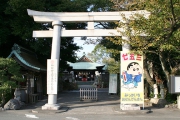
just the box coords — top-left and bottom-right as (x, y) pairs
(120, 51), (144, 104)
(121, 93), (144, 104)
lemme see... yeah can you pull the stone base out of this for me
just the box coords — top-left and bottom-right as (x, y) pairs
(150, 98), (167, 107)
(120, 104), (141, 110)
(42, 103), (60, 110)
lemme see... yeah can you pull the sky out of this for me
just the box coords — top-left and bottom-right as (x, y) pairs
(74, 37), (96, 57)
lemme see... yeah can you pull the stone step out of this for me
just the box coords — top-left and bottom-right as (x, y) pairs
(76, 81), (94, 85)
(78, 85), (95, 88)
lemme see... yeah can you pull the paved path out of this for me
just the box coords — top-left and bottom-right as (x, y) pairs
(1, 88), (180, 120)
(24, 88), (121, 114)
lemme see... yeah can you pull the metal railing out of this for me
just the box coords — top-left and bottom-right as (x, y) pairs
(80, 87), (97, 101)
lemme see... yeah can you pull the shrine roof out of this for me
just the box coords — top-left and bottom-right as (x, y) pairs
(77, 55), (93, 62)
(67, 61), (105, 70)
(7, 44), (46, 72)
(67, 54), (105, 70)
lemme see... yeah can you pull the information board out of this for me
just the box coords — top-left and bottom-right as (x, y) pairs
(175, 77), (180, 92)
(47, 59), (58, 94)
(169, 76), (180, 93)
(109, 74), (117, 94)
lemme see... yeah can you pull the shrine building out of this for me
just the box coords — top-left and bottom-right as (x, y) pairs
(66, 55), (105, 82)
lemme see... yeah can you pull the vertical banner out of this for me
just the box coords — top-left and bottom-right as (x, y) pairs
(109, 74), (117, 94)
(47, 59), (58, 94)
(120, 51), (144, 104)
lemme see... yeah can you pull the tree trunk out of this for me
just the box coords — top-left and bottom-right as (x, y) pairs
(159, 52), (170, 88)
(143, 54), (154, 87)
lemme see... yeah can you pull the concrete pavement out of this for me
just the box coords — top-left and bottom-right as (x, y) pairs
(23, 88), (121, 114)
(2, 88), (180, 116)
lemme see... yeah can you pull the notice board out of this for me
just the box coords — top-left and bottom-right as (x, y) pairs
(47, 59), (58, 94)
(109, 74), (117, 94)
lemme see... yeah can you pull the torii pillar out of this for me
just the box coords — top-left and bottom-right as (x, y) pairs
(42, 21), (63, 110)
(27, 9), (150, 110)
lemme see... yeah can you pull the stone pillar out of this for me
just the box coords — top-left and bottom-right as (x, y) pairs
(42, 21), (63, 110)
(160, 84), (165, 99)
(121, 20), (130, 52)
(122, 36), (130, 51)
(120, 21), (132, 110)
(153, 84), (158, 98)
(177, 95), (180, 109)
(14, 88), (21, 101)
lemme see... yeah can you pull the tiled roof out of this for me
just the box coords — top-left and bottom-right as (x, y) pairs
(67, 61), (104, 70)
(77, 55), (93, 62)
(8, 44), (46, 72)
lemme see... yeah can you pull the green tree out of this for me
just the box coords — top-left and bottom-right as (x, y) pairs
(0, 58), (24, 106)
(88, 44), (110, 64)
(0, 0), (94, 71)
(88, 44), (120, 73)
(107, 0), (180, 89)
(1, 0), (115, 71)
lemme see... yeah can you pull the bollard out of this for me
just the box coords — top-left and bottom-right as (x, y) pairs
(177, 95), (180, 109)
(153, 84), (158, 98)
(160, 84), (165, 99)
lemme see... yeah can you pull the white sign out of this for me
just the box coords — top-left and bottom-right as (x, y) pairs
(109, 74), (117, 94)
(47, 59), (58, 94)
(175, 77), (180, 92)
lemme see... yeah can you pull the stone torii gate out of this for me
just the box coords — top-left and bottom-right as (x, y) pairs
(27, 9), (150, 110)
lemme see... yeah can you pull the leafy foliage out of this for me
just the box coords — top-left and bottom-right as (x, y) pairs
(0, 58), (24, 106)
(102, 1), (180, 103)
(0, 0), (99, 71)
(87, 44), (120, 73)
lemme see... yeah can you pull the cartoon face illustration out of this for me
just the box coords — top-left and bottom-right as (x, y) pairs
(127, 62), (142, 76)
(121, 62), (143, 90)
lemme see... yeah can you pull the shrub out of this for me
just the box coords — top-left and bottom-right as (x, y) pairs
(0, 58), (24, 107)
(165, 93), (177, 103)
